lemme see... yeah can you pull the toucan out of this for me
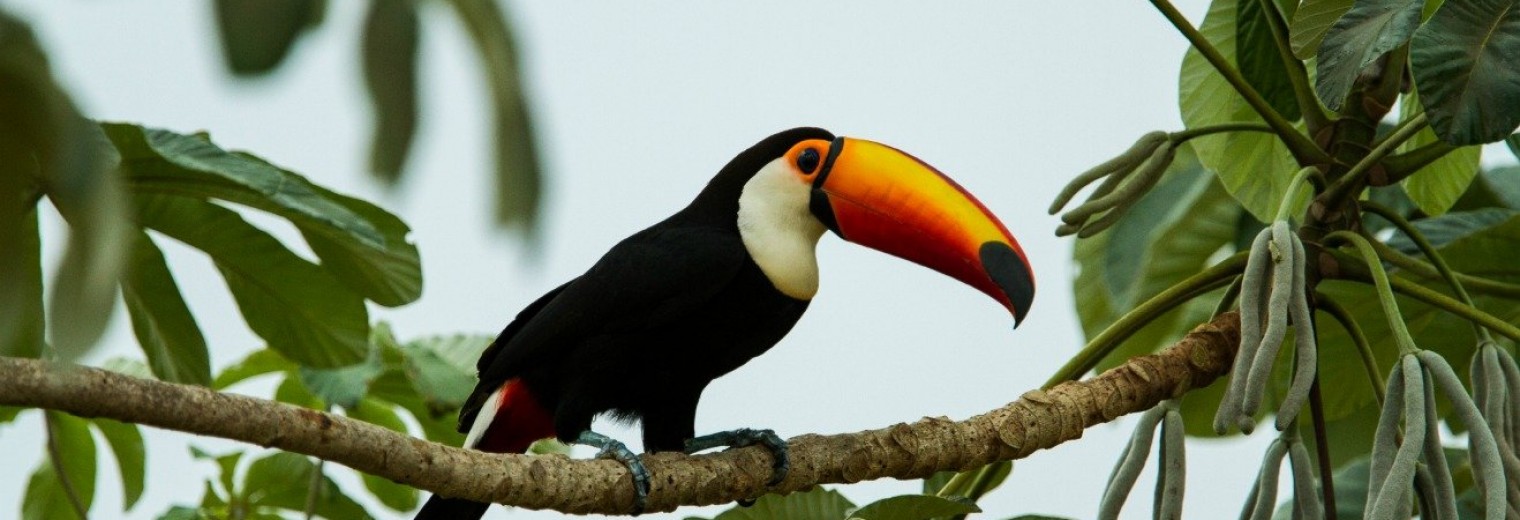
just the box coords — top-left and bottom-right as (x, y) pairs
(415, 127), (1034, 518)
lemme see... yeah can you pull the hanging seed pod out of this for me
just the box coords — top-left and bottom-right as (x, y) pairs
(1419, 350), (1508, 520)
(1215, 222), (1311, 434)
(1275, 233), (1317, 430)
(1368, 356), (1427, 520)
(1050, 132), (1176, 237)
(1097, 401), (1186, 520)
(1216, 228), (1275, 434)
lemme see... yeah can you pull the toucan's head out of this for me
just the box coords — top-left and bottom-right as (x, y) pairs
(691, 127), (1035, 327)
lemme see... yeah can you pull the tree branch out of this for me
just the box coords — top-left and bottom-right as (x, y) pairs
(0, 312), (1241, 515)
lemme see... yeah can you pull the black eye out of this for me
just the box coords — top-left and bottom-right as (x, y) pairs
(797, 148), (821, 174)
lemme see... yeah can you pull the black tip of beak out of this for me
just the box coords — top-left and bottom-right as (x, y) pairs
(979, 242), (1035, 327)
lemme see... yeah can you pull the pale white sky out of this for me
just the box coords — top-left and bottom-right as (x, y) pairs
(0, 1), (1288, 519)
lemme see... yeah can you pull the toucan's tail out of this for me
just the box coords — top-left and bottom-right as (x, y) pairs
(415, 379), (555, 520)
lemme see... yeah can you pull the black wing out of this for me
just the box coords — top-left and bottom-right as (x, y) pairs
(457, 225), (748, 431)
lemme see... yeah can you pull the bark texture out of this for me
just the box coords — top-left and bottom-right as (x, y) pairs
(0, 312), (1240, 515)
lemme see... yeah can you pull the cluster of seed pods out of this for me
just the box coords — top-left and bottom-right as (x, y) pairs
(1468, 341), (1520, 514)
(1049, 131), (1176, 238)
(1097, 400), (1186, 520)
(1214, 221), (1317, 434)
(1237, 425), (1322, 520)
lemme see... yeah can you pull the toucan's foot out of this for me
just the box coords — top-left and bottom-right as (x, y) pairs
(574, 431), (649, 515)
(684, 428), (789, 486)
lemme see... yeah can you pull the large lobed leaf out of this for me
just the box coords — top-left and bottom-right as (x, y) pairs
(1397, 91), (1482, 216)
(132, 194), (369, 368)
(1180, 0), (1305, 222)
(1238, 0), (1303, 121)
(1411, 0), (1520, 145)
(1289, 0), (1354, 58)
(1312, 0), (1423, 111)
(213, 0), (325, 76)
(121, 231), (212, 385)
(107, 123), (422, 307)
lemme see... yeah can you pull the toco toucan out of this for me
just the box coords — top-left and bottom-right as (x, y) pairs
(415, 127), (1034, 518)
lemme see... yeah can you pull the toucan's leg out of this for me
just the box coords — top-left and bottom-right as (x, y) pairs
(684, 428), (789, 486)
(574, 431), (650, 515)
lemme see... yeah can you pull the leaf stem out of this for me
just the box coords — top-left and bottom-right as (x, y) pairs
(1362, 238), (1520, 298)
(1328, 252), (1520, 344)
(1325, 113), (1429, 201)
(1043, 251), (1248, 388)
(1323, 231), (1420, 355)
(1314, 294), (1385, 406)
(45, 412), (89, 520)
(1360, 202), (1493, 342)
(1254, 0), (1330, 132)
(1148, 0), (1329, 165)
(1169, 123), (1276, 144)
(1379, 140), (1457, 185)
(1275, 167), (1319, 222)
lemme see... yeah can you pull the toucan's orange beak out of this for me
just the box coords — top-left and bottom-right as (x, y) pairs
(807, 137), (1035, 326)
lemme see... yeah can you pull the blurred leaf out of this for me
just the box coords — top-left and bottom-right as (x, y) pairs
(299, 347), (384, 409)
(276, 376), (325, 410)
(847, 495), (979, 520)
(121, 231), (211, 385)
(1398, 90), (1481, 215)
(1477, 166), (1520, 209)
(24, 412), (97, 520)
(0, 210), (44, 358)
(1289, 0), (1354, 58)
(1508, 134), (1520, 159)
(100, 357), (157, 380)
(241, 452), (371, 519)
(709, 486), (855, 520)
(213, 0), (324, 76)
(1180, 0), (1304, 222)
(190, 446), (243, 498)
(1313, 0), (1422, 110)
(396, 334), (493, 410)
(0, 406), (23, 423)
(362, 0), (420, 182)
(527, 438), (573, 456)
(214, 349), (295, 390)
(107, 123), (422, 306)
(0, 13), (128, 361)
(348, 400), (418, 511)
(1238, 0), (1302, 120)
(1003, 516), (1078, 520)
(158, 505), (208, 520)
(446, 0), (543, 232)
(372, 371), (464, 444)
(132, 194), (368, 368)
(1411, 0), (1520, 145)
(91, 418), (146, 510)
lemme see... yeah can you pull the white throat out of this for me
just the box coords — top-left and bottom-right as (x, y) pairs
(737, 158), (827, 300)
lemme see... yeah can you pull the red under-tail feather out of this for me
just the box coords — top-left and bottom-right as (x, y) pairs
(415, 379), (555, 519)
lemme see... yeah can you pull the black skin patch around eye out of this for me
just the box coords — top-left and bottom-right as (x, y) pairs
(797, 148), (821, 174)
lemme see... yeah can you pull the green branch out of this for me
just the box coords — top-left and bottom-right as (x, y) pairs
(1170, 123), (1276, 144)
(1255, 0), (1330, 132)
(1043, 251), (1248, 388)
(1324, 231), (1419, 355)
(1324, 113), (1430, 202)
(1327, 253), (1520, 344)
(1364, 239), (1520, 299)
(1380, 140), (1458, 185)
(1315, 293), (1385, 406)
(1148, 0), (1330, 165)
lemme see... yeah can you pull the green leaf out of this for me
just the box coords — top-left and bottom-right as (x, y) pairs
(299, 347), (384, 409)
(1477, 166), (1520, 209)
(847, 495), (979, 520)
(1238, 0), (1302, 120)
(0, 406), (23, 423)
(446, 0), (543, 232)
(276, 376), (326, 410)
(1385, 207), (1518, 254)
(1273, 455), (1371, 519)
(1313, 0), (1423, 110)
(158, 505), (210, 520)
(241, 452), (372, 519)
(132, 194), (368, 368)
(1507, 133), (1520, 159)
(362, 0), (420, 182)
(1289, 0), (1355, 58)
(91, 419), (146, 510)
(1410, 0), (1520, 144)
(396, 334), (493, 410)
(1180, 0), (1305, 222)
(1398, 91), (1482, 215)
(1078, 150), (1241, 371)
(107, 123), (421, 306)
(214, 349), (295, 390)
(921, 471), (955, 495)
(1003, 516), (1079, 520)
(349, 400), (418, 511)
(24, 412), (97, 520)
(0, 210), (44, 358)
(710, 486), (855, 520)
(121, 231), (212, 385)
(213, 0), (324, 75)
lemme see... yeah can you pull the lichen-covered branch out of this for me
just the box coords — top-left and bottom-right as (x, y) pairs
(0, 312), (1240, 515)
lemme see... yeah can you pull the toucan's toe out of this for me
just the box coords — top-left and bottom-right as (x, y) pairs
(575, 431), (649, 515)
(685, 428), (790, 487)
